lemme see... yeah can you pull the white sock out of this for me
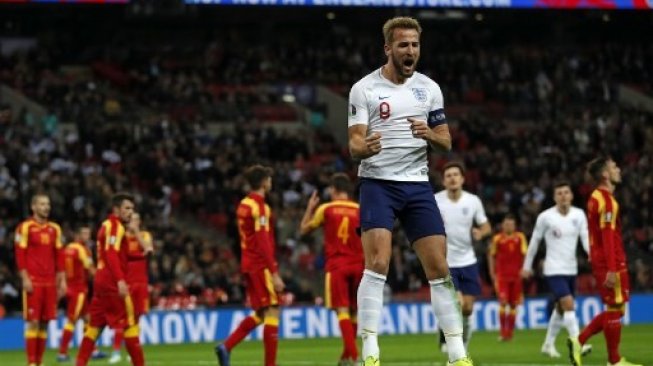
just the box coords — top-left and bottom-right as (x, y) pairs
(544, 311), (563, 345)
(563, 310), (580, 338)
(462, 315), (472, 350)
(429, 276), (466, 362)
(357, 269), (386, 360)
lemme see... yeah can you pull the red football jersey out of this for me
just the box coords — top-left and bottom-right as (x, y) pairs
(94, 214), (128, 293)
(587, 188), (626, 272)
(236, 193), (277, 273)
(14, 218), (64, 284)
(307, 200), (363, 271)
(125, 231), (151, 285)
(489, 231), (527, 279)
(64, 242), (93, 290)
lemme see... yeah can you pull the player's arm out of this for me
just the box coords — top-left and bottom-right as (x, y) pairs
(599, 197), (618, 287)
(299, 191), (322, 235)
(54, 224), (67, 297)
(14, 222), (33, 293)
(522, 215), (545, 278)
(579, 211), (590, 256)
(252, 211), (278, 274)
(472, 197), (492, 241)
(347, 83), (380, 159)
(78, 246), (96, 276)
(103, 221), (128, 295)
(487, 236), (498, 283)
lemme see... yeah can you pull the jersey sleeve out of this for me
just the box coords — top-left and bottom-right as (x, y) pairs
(523, 214), (546, 270)
(77, 245), (93, 269)
(519, 233), (528, 255)
(104, 220), (126, 282)
(253, 203), (278, 273)
(348, 82), (369, 127)
(307, 204), (327, 230)
(427, 82), (447, 128)
(578, 211), (590, 256)
(599, 193), (618, 271)
(14, 222), (30, 272)
(489, 235), (499, 256)
(53, 223), (65, 272)
(473, 196), (489, 225)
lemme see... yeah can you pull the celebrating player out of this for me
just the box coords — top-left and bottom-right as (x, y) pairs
(57, 225), (96, 362)
(215, 165), (285, 366)
(110, 212), (153, 364)
(75, 193), (146, 366)
(348, 16), (472, 366)
(488, 214), (526, 341)
(522, 181), (591, 361)
(300, 173), (364, 366)
(577, 158), (642, 366)
(435, 162), (492, 351)
(15, 193), (66, 366)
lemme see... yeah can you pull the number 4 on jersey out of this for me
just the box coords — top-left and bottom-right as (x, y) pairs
(337, 217), (350, 245)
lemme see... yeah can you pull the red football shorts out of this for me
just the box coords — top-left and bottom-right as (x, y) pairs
(128, 282), (149, 318)
(244, 269), (278, 311)
(325, 263), (364, 309)
(23, 284), (57, 322)
(87, 293), (137, 329)
(594, 268), (630, 306)
(495, 277), (523, 306)
(65, 288), (89, 320)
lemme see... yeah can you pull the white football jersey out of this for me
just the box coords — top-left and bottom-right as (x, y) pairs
(523, 206), (590, 276)
(348, 68), (446, 182)
(434, 190), (488, 267)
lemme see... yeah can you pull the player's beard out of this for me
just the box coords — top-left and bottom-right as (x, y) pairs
(392, 53), (417, 79)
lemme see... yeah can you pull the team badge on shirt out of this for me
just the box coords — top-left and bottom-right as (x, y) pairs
(411, 88), (427, 103)
(462, 207), (469, 216)
(350, 104), (357, 116)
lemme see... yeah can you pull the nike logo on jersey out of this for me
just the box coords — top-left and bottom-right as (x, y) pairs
(378, 96), (390, 100)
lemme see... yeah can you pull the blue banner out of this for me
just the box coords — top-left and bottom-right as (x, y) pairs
(1, 294), (652, 350)
(185, 0), (653, 9)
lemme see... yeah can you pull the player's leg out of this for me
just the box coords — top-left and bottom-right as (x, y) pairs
(506, 279), (522, 340)
(76, 297), (106, 366)
(36, 284), (57, 365)
(457, 264), (481, 350)
(358, 228), (391, 365)
(108, 327), (124, 364)
(329, 268), (358, 363)
(357, 178), (399, 365)
(23, 287), (40, 366)
(121, 294), (145, 366)
(559, 281), (583, 366)
(59, 292), (84, 360)
(262, 305), (281, 366)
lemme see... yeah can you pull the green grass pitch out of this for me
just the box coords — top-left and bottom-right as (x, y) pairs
(2, 324), (652, 365)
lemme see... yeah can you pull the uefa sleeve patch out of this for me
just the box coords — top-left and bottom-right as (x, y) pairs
(259, 216), (268, 226)
(603, 212), (613, 222)
(15, 234), (21, 242)
(109, 236), (117, 245)
(428, 109), (446, 127)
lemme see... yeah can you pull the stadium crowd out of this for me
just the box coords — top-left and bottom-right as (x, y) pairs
(1, 22), (653, 316)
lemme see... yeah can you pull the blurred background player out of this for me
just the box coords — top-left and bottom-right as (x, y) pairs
(57, 225), (104, 362)
(434, 162), (492, 351)
(300, 173), (364, 366)
(487, 214), (526, 341)
(15, 193), (66, 366)
(215, 165), (285, 366)
(578, 158), (642, 366)
(348, 16), (471, 366)
(522, 181), (590, 362)
(75, 193), (145, 366)
(110, 212), (154, 364)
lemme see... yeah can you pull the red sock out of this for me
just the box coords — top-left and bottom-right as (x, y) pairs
(338, 314), (358, 360)
(113, 328), (124, 352)
(499, 307), (506, 339)
(59, 322), (75, 356)
(604, 311), (622, 364)
(124, 336), (145, 366)
(36, 330), (47, 364)
(507, 309), (517, 339)
(25, 330), (38, 364)
(579, 311), (606, 345)
(263, 317), (279, 366)
(224, 315), (261, 351)
(76, 336), (96, 366)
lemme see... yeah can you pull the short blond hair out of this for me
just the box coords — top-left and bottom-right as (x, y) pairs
(383, 16), (422, 45)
